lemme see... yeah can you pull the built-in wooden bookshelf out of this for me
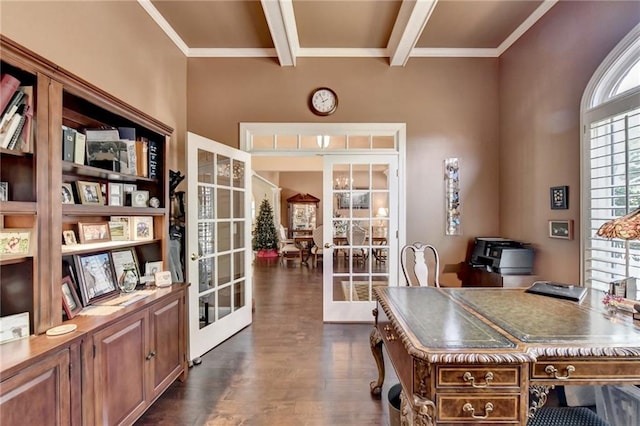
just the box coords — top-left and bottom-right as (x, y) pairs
(0, 35), (187, 425)
(0, 35), (172, 334)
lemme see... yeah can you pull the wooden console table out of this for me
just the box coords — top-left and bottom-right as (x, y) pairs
(370, 287), (640, 424)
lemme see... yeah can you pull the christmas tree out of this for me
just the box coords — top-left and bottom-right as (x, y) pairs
(252, 198), (279, 251)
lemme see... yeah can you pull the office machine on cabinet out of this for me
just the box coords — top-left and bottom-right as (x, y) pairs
(470, 237), (535, 275)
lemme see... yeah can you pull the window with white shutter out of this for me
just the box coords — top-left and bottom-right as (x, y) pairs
(582, 24), (640, 292)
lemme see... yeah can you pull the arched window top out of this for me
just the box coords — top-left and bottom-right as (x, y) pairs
(584, 23), (640, 111)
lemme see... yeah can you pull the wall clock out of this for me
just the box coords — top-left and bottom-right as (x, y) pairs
(309, 87), (338, 116)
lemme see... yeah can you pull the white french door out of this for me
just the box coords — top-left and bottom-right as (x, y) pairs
(322, 155), (399, 322)
(186, 132), (252, 360)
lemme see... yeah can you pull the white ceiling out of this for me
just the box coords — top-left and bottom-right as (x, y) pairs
(140, 0), (558, 66)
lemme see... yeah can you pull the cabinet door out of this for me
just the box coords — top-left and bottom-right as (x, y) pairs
(148, 292), (185, 400)
(93, 311), (148, 426)
(0, 349), (70, 425)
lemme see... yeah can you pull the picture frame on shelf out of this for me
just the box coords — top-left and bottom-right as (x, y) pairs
(76, 180), (104, 205)
(108, 221), (128, 241)
(123, 183), (137, 206)
(78, 221), (111, 244)
(62, 183), (75, 204)
(131, 190), (149, 207)
(549, 219), (574, 240)
(61, 275), (82, 319)
(111, 248), (140, 287)
(145, 260), (164, 277)
(0, 228), (32, 255)
(62, 230), (78, 245)
(110, 216), (132, 240)
(0, 312), (29, 344)
(107, 182), (124, 207)
(74, 251), (118, 305)
(132, 216), (153, 241)
(550, 185), (569, 210)
(0, 181), (8, 201)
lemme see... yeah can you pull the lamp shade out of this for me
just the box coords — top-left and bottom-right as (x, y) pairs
(376, 207), (388, 217)
(596, 207), (640, 240)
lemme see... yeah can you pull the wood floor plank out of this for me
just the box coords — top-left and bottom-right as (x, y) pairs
(136, 259), (399, 426)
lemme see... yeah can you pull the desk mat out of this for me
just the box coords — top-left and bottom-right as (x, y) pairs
(380, 287), (515, 349)
(448, 289), (640, 345)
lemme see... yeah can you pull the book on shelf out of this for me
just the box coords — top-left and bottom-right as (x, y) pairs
(0, 103), (27, 149)
(118, 126), (135, 141)
(147, 139), (159, 179)
(0, 73), (20, 115)
(6, 104), (29, 150)
(74, 131), (86, 165)
(0, 88), (25, 132)
(62, 125), (76, 162)
(15, 86), (34, 152)
(136, 138), (148, 178)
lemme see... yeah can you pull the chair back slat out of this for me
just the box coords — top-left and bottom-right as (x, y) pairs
(400, 242), (440, 287)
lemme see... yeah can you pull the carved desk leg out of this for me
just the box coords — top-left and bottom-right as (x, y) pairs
(369, 326), (385, 397)
(401, 392), (436, 426)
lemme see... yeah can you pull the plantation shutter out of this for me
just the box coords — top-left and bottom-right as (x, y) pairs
(585, 107), (640, 291)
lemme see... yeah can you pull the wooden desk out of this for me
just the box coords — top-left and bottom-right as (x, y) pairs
(370, 287), (640, 424)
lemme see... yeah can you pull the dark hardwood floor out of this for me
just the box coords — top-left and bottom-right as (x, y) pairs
(136, 258), (398, 425)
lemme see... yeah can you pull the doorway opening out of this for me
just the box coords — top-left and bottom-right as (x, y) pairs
(241, 123), (406, 322)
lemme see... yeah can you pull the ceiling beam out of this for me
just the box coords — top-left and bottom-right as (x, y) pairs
(388, 0), (438, 67)
(261, 0), (299, 66)
(496, 0), (558, 56)
(137, 0), (189, 56)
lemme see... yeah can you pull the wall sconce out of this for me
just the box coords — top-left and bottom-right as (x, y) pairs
(317, 135), (330, 149)
(444, 158), (461, 235)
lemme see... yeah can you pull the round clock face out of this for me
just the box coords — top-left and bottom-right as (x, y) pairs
(310, 87), (338, 116)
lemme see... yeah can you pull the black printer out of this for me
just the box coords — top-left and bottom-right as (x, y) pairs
(470, 237), (535, 275)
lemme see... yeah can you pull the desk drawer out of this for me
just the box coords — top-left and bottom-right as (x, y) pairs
(532, 360), (640, 381)
(438, 394), (520, 423)
(437, 366), (520, 389)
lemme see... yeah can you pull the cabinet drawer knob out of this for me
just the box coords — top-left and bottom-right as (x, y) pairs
(463, 371), (494, 388)
(544, 364), (575, 379)
(146, 350), (157, 360)
(462, 402), (494, 419)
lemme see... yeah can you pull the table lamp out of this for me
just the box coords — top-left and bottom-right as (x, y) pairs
(596, 207), (640, 240)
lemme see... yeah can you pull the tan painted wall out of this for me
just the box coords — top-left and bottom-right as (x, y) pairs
(0, 1), (187, 173)
(188, 57), (500, 285)
(499, 1), (640, 284)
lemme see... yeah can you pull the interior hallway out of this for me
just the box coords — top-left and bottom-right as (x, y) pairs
(136, 258), (397, 425)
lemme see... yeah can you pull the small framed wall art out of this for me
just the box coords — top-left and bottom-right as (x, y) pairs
(549, 219), (574, 240)
(550, 186), (569, 210)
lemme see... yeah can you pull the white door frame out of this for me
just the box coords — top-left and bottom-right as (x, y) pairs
(239, 122), (407, 309)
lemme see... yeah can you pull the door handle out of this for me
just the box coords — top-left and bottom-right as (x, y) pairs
(190, 253), (201, 261)
(324, 243), (334, 249)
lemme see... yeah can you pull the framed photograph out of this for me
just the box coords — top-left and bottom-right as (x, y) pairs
(108, 221), (128, 241)
(337, 192), (370, 209)
(132, 216), (153, 241)
(0, 181), (8, 201)
(0, 228), (32, 255)
(61, 183), (75, 204)
(61, 275), (82, 319)
(78, 221), (111, 244)
(76, 180), (104, 205)
(62, 230), (78, 245)
(145, 260), (164, 277)
(549, 220), (574, 240)
(111, 248), (140, 286)
(74, 251), (118, 305)
(110, 216), (132, 240)
(107, 182), (124, 207)
(131, 190), (150, 207)
(550, 185), (569, 210)
(0, 312), (29, 343)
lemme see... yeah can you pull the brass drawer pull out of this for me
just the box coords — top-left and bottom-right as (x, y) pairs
(545, 364), (575, 380)
(462, 402), (494, 419)
(146, 350), (157, 360)
(463, 371), (494, 388)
